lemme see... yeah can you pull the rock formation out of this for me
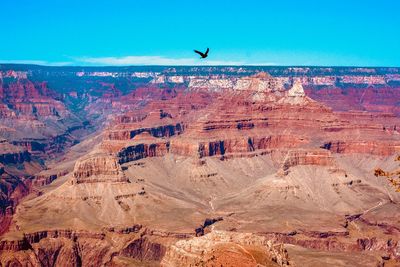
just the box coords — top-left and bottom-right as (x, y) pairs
(162, 231), (292, 266)
(0, 65), (400, 266)
(72, 153), (128, 183)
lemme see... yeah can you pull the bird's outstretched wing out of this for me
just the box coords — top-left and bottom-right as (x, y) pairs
(194, 50), (205, 57)
(205, 48), (209, 56)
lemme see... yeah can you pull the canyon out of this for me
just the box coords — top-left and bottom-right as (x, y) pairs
(0, 64), (399, 266)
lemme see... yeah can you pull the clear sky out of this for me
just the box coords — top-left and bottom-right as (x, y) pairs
(1, 0), (399, 66)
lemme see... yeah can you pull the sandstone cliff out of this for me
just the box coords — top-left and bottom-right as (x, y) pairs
(73, 153), (128, 184)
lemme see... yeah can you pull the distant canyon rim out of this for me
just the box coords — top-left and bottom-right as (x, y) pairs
(0, 65), (400, 266)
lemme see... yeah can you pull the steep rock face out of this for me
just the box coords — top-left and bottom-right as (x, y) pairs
(0, 139), (31, 165)
(97, 71), (400, 167)
(0, 227), (185, 267)
(32, 170), (70, 187)
(72, 154), (128, 183)
(1, 79), (54, 99)
(280, 149), (335, 173)
(118, 142), (170, 163)
(106, 123), (184, 141)
(12, 102), (64, 117)
(170, 135), (307, 159)
(322, 141), (400, 156)
(0, 230), (109, 266)
(130, 123), (184, 139)
(0, 79), (66, 118)
(188, 72), (286, 102)
(305, 86), (400, 116)
(11, 140), (46, 154)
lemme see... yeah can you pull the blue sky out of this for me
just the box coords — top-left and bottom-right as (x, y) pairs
(1, 0), (399, 66)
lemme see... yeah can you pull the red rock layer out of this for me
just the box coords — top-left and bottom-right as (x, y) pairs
(0, 79), (66, 118)
(322, 141), (400, 156)
(95, 74), (400, 168)
(305, 86), (400, 116)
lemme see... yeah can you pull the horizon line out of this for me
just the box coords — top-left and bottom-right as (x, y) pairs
(1, 63), (399, 68)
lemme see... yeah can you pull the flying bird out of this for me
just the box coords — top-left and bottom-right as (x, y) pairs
(194, 48), (209, 59)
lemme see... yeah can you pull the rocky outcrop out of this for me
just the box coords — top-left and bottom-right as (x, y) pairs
(33, 170), (70, 187)
(106, 123), (184, 141)
(0, 227), (188, 267)
(161, 231), (292, 267)
(118, 142), (170, 163)
(187, 72), (284, 93)
(72, 154), (128, 184)
(374, 155), (400, 192)
(0, 230), (108, 266)
(130, 123), (184, 139)
(287, 81), (306, 98)
(279, 81), (310, 105)
(280, 149), (335, 174)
